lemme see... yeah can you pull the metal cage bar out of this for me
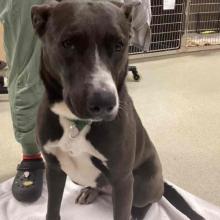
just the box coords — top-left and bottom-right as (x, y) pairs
(186, 0), (220, 48)
(129, 0), (220, 58)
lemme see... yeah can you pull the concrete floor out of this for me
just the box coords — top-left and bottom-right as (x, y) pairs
(0, 50), (220, 206)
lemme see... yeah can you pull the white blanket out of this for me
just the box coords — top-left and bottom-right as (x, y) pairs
(0, 178), (220, 220)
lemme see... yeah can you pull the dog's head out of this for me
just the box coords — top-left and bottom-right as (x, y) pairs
(32, 0), (132, 121)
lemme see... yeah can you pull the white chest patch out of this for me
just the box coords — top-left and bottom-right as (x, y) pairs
(51, 102), (79, 120)
(44, 117), (107, 187)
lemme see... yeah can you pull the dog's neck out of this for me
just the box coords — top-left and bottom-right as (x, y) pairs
(71, 119), (91, 131)
(50, 101), (91, 131)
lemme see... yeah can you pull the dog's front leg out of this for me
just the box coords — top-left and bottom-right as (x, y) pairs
(112, 174), (134, 220)
(46, 165), (67, 220)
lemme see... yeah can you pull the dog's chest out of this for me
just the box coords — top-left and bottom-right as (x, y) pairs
(44, 117), (107, 187)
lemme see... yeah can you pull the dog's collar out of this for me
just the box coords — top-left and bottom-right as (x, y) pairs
(73, 120), (90, 131)
(68, 119), (91, 132)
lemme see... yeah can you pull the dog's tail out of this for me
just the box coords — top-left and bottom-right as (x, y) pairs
(163, 182), (205, 220)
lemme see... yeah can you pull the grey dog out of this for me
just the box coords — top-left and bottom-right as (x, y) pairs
(31, 1), (205, 220)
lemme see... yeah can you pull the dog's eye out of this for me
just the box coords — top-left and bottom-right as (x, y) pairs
(62, 39), (75, 50)
(115, 41), (124, 52)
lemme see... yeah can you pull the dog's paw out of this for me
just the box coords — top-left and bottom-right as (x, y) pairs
(75, 187), (99, 205)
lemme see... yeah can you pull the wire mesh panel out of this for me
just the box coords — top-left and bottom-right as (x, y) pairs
(130, 0), (220, 57)
(186, 0), (220, 47)
(129, 0), (186, 55)
(150, 0), (186, 52)
(129, 45), (144, 55)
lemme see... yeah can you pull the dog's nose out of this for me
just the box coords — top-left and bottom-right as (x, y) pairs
(87, 90), (117, 119)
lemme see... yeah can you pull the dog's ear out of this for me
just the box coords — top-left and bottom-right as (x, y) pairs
(111, 1), (123, 8)
(31, 4), (53, 37)
(111, 1), (139, 23)
(122, 5), (133, 22)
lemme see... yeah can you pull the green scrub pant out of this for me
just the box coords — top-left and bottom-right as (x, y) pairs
(0, 0), (45, 155)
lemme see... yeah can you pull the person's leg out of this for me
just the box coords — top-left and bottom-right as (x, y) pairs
(1, 0), (46, 202)
(8, 71), (43, 156)
(8, 66), (45, 202)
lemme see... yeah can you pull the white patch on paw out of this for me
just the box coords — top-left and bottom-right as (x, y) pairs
(75, 188), (99, 205)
